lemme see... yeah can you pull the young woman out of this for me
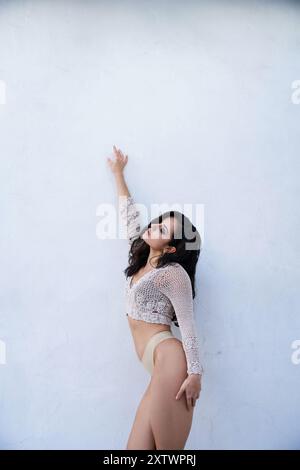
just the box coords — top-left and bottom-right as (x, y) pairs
(107, 145), (204, 450)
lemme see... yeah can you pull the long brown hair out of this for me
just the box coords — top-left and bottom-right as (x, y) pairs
(124, 210), (202, 327)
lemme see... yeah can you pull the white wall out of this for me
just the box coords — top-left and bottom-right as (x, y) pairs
(0, 0), (299, 450)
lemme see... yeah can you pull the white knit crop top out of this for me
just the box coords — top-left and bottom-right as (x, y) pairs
(119, 195), (204, 376)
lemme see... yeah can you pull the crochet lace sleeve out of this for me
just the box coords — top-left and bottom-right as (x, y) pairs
(119, 194), (142, 246)
(155, 265), (204, 376)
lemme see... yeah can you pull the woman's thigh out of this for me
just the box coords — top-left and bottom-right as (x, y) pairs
(126, 381), (156, 450)
(149, 338), (195, 450)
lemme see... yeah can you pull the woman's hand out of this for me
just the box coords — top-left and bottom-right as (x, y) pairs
(175, 373), (202, 411)
(107, 145), (128, 174)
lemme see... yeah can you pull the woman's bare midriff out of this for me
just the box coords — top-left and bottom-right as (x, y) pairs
(126, 314), (171, 361)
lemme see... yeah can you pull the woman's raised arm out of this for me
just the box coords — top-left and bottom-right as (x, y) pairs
(107, 145), (142, 245)
(107, 145), (130, 197)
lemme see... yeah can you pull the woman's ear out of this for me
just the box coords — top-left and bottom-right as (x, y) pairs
(164, 246), (176, 254)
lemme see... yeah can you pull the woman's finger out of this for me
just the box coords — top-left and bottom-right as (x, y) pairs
(185, 394), (191, 411)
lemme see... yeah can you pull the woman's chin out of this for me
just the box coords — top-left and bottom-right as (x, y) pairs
(141, 234), (151, 246)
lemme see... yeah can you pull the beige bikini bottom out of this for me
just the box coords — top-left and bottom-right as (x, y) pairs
(141, 330), (177, 375)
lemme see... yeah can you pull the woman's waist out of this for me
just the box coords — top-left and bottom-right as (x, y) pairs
(127, 313), (171, 331)
(127, 314), (172, 360)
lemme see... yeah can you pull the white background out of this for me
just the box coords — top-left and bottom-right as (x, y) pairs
(0, 0), (299, 449)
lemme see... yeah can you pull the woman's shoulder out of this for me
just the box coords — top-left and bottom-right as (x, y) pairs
(160, 262), (188, 274)
(155, 262), (190, 287)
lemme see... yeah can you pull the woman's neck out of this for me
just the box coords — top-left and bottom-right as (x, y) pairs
(146, 248), (163, 268)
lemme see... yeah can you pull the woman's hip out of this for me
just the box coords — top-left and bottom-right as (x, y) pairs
(141, 330), (184, 375)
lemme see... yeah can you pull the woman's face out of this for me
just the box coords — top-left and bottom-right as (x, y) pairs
(141, 216), (177, 250)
